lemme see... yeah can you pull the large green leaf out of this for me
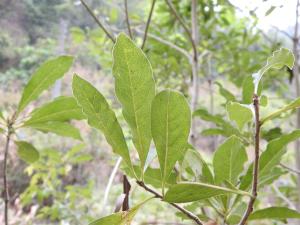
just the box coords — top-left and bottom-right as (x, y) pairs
(164, 182), (251, 203)
(227, 102), (253, 130)
(15, 141), (39, 164)
(17, 56), (74, 114)
(89, 198), (152, 225)
(261, 97), (300, 125)
(249, 207), (300, 220)
(23, 96), (85, 125)
(213, 136), (247, 185)
(112, 33), (155, 170)
(26, 121), (82, 140)
(72, 75), (135, 176)
(151, 90), (191, 194)
(240, 130), (300, 190)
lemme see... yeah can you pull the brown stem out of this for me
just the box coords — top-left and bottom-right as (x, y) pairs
(124, 0), (133, 39)
(136, 181), (204, 225)
(141, 0), (157, 49)
(122, 175), (131, 211)
(238, 94), (260, 225)
(79, 0), (115, 43)
(165, 0), (197, 58)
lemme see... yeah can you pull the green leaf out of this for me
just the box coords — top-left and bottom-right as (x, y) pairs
(242, 75), (263, 104)
(213, 136), (247, 185)
(17, 56), (74, 114)
(261, 97), (300, 125)
(72, 75), (135, 177)
(89, 198), (152, 225)
(151, 90), (191, 194)
(26, 121), (82, 140)
(240, 130), (300, 190)
(215, 81), (236, 102)
(15, 141), (39, 163)
(164, 182), (251, 203)
(252, 48), (294, 94)
(23, 96), (85, 125)
(112, 33), (155, 170)
(182, 148), (214, 184)
(249, 207), (300, 220)
(260, 95), (268, 107)
(227, 102), (253, 130)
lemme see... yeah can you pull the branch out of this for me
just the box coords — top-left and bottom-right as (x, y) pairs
(141, 0), (157, 49)
(238, 94), (260, 225)
(165, 0), (197, 58)
(102, 157), (122, 213)
(136, 181), (204, 225)
(271, 25), (293, 40)
(280, 162), (300, 174)
(124, 0), (133, 39)
(79, 0), (115, 43)
(135, 28), (192, 62)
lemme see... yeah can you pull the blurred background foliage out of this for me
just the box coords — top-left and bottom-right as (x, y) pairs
(0, 0), (299, 224)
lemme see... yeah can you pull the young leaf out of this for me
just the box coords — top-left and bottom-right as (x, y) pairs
(242, 75), (262, 104)
(215, 81), (236, 102)
(15, 141), (39, 164)
(17, 56), (74, 114)
(72, 75), (135, 177)
(240, 130), (300, 190)
(151, 90), (191, 194)
(261, 97), (300, 125)
(213, 136), (247, 185)
(89, 198), (152, 225)
(227, 102), (253, 130)
(249, 207), (300, 220)
(252, 48), (294, 94)
(26, 121), (82, 140)
(164, 182), (251, 203)
(112, 33), (155, 170)
(23, 96), (85, 125)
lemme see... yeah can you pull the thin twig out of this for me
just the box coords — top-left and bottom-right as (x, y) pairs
(271, 184), (296, 209)
(238, 94), (260, 225)
(141, 0), (157, 49)
(102, 157), (122, 213)
(136, 28), (192, 62)
(124, 0), (133, 39)
(136, 181), (204, 225)
(165, 0), (197, 58)
(79, 0), (115, 43)
(280, 163), (300, 175)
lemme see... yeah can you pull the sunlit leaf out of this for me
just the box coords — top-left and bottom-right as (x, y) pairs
(249, 207), (300, 220)
(72, 75), (135, 177)
(151, 90), (191, 194)
(164, 182), (251, 203)
(112, 33), (155, 171)
(17, 56), (74, 114)
(23, 96), (85, 125)
(261, 97), (300, 125)
(89, 198), (152, 225)
(15, 141), (39, 164)
(26, 121), (82, 140)
(227, 102), (253, 130)
(213, 136), (247, 185)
